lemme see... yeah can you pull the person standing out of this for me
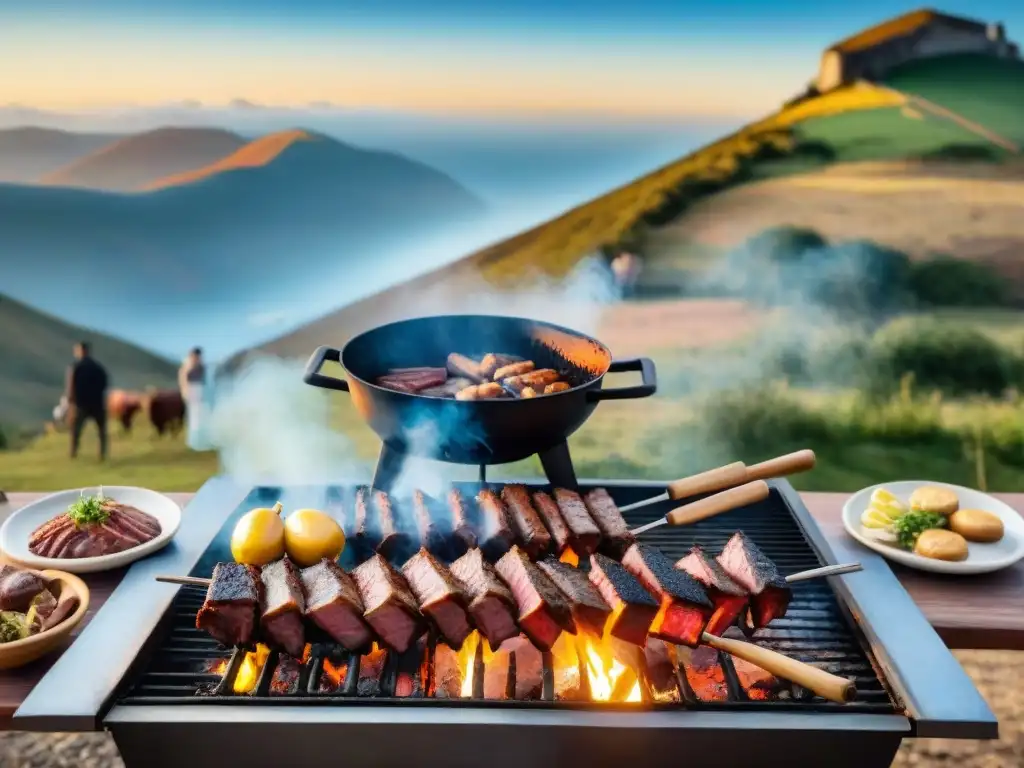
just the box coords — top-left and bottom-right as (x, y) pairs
(66, 341), (109, 460)
(178, 347), (208, 450)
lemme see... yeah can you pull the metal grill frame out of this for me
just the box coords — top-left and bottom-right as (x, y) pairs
(13, 476), (998, 768)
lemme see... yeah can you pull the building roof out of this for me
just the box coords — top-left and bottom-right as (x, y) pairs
(827, 8), (989, 54)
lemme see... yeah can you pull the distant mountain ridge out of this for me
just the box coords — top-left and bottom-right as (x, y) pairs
(0, 127), (123, 183)
(41, 127), (247, 191)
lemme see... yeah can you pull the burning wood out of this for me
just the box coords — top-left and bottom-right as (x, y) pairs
(549, 631), (643, 703)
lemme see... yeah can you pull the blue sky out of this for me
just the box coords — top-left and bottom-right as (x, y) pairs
(2, 0), (1023, 116)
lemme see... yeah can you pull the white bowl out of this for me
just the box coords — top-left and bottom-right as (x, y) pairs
(0, 486), (182, 573)
(842, 480), (1024, 575)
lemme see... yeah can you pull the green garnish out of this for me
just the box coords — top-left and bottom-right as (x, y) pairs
(0, 611), (33, 644)
(66, 494), (112, 526)
(892, 511), (947, 550)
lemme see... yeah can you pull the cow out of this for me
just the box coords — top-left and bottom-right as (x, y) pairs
(144, 389), (186, 436)
(107, 389), (145, 434)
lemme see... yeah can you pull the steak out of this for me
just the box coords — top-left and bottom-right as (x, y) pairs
(196, 562), (261, 648)
(588, 553), (659, 647)
(501, 485), (552, 559)
(476, 489), (515, 561)
(448, 548), (519, 650)
(412, 491), (448, 556)
(552, 489), (602, 556)
(350, 487), (380, 552)
(448, 488), (477, 553)
(374, 490), (409, 558)
(401, 548), (474, 650)
(717, 532), (791, 629)
(352, 553), (425, 653)
(29, 501), (162, 559)
(300, 558), (373, 651)
(622, 543), (712, 647)
(676, 545), (749, 636)
(260, 557), (306, 657)
(531, 491), (571, 554)
(495, 546), (576, 651)
(583, 488), (635, 558)
(535, 557), (612, 636)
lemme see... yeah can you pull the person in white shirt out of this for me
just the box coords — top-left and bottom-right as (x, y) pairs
(178, 347), (209, 450)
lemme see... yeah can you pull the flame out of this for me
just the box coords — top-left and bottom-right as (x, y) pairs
(321, 658), (348, 690)
(233, 644), (271, 694)
(550, 631), (643, 703)
(559, 547), (580, 567)
(456, 631), (497, 698)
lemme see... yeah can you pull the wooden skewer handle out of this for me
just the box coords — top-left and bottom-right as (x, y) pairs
(665, 481), (770, 526)
(744, 449), (816, 482)
(702, 632), (856, 704)
(156, 575), (212, 587)
(666, 461), (748, 501)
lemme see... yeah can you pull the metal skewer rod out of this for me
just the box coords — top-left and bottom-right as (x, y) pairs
(156, 575), (212, 587)
(786, 562), (863, 582)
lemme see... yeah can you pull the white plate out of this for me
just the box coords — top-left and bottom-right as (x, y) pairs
(0, 486), (181, 574)
(842, 480), (1024, 575)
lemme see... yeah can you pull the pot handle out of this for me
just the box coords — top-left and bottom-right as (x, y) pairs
(587, 357), (657, 401)
(303, 346), (350, 393)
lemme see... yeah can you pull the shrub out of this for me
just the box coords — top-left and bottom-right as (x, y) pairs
(698, 385), (834, 456)
(0, 424), (6, 451)
(907, 256), (1010, 308)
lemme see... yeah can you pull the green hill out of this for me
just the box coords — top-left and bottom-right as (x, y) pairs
(0, 294), (177, 428)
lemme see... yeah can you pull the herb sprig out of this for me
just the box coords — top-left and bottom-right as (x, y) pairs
(892, 510), (947, 550)
(66, 493), (112, 526)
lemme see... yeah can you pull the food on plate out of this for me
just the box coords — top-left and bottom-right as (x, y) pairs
(892, 510), (947, 550)
(622, 543), (712, 647)
(29, 492), (163, 559)
(259, 557), (307, 657)
(448, 548), (519, 649)
(717, 532), (791, 630)
(0, 565), (80, 641)
(500, 485), (552, 560)
(535, 557), (612, 636)
(230, 502), (286, 566)
(583, 488), (635, 558)
(909, 486), (959, 517)
(375, 351), (571, 399)
(914, 528), (969, 562)
(196, 562), (261, 647)
(283, 508), (345, 567)
(860, 487), (908, 530)
(675, 545), (748, 636)
(351, 553), (425, 653)
(494, 545), (576, 651)
(588, 553), (659, 647)
(300, 558), (372, 651)
(948, 508), (1005, 543)
(401, 548), (474, 650)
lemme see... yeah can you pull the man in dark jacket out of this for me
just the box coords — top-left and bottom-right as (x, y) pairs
(66, 341), (109, 460)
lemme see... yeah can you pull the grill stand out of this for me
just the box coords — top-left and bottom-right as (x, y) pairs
(371, 440), (579, 493)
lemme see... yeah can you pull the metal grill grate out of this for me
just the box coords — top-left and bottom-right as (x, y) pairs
(117, 483), (898, 715)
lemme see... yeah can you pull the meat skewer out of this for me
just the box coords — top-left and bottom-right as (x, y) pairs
(300, 558), (373, 651)
(621, 543), (712, 647)
(193, 563), (261, 648)
(501, 485), (552, 559)
(476, 489), (516, 560)
(583, 488), (635, 558)
(448, 488), (477, 552)
(536, 557), (612, 636)
(495, 545), (576, 651)
(629, 480), (770, 536)
(259, 557), (306, 657)
(587, 553), (660, 647)
(402, 548), (474, 650)
(351, 553), (425, 653)
(550, 489), (602, 556)
(717, 531), (792, 631)
(412, 491), (448, 556)
(620, 450), (817, 516)
(448, 548), (519, 650)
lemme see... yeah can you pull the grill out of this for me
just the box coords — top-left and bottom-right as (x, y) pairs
(14, 477), (999, 768)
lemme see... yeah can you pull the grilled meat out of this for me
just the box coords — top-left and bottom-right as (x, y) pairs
(300, 558), (373, 651)
(476, 489), (515, 560)
(401, 548), (474, 650)
(374, 490), (409, 558)
(412, 491), (448, 556)
(535, 557), (612, 636)
(448, 548), (519, 650)
(503, 369), (559, 393)
(376, 368), (448, 394)
(676, 545), (749, 636)
(29, 500), (162, 559)
(260, 557), (306, 657)
(531, 491), (570, 554)
(501, 485), (552, 559)
(552, 489), (602, 556)
(492, 360), (535, 381)
(622, 543), (712, 647)
(544, 382), (569, 394)
(520, 387), (538, 398)
(588, 553), (659, 647)
(495, 546), (576, 651)
(583, 488), (635, 558)
(717, 532), (791, 630)
(196, 562), (261, 648)
(351, 487), (379, 552)
(446, 354), (486, 383)
(420, 377), (473, 398)
(0, 564), (50, 612)
(448, 488), (477, 552)
(352, 553), (425, 653)
(478, 353), (520, 380)
(455, 382), (506, 401)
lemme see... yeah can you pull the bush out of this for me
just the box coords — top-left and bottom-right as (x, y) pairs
(698, 385), (834, 456)
(907, 256), (1010, 308)
(0, 424), (6, 451)
(866, 321), (1022, 397)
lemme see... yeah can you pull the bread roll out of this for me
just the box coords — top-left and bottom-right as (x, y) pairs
(949, 509), (1004, 543)
(909, 486), (959, 517)
(913, 529), (968, 561)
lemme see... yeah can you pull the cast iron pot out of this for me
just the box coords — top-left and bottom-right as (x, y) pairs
(302, 314), (656, 465)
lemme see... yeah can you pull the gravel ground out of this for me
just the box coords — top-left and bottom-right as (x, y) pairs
(0, 650), (1018, 767)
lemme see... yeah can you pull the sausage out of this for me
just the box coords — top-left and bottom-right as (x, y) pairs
(544, 382), (569, 394)
(479, 353), (520, 380)
(501, 485), (553, 559)
(521, 387), (538, 399)
(493, 361), (535, 381)
(447, 354), (485, 383)
(455, 382), (506, 401)
(504, 369), (559, 393)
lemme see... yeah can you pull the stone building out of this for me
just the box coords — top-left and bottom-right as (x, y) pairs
(817, 8), (1020, 91)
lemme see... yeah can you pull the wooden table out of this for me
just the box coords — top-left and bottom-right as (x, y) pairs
(0, 490), (1021, 726)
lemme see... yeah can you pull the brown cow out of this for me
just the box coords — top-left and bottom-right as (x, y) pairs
(144, 389), (186, 436)
(107, 389), (145, 433)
